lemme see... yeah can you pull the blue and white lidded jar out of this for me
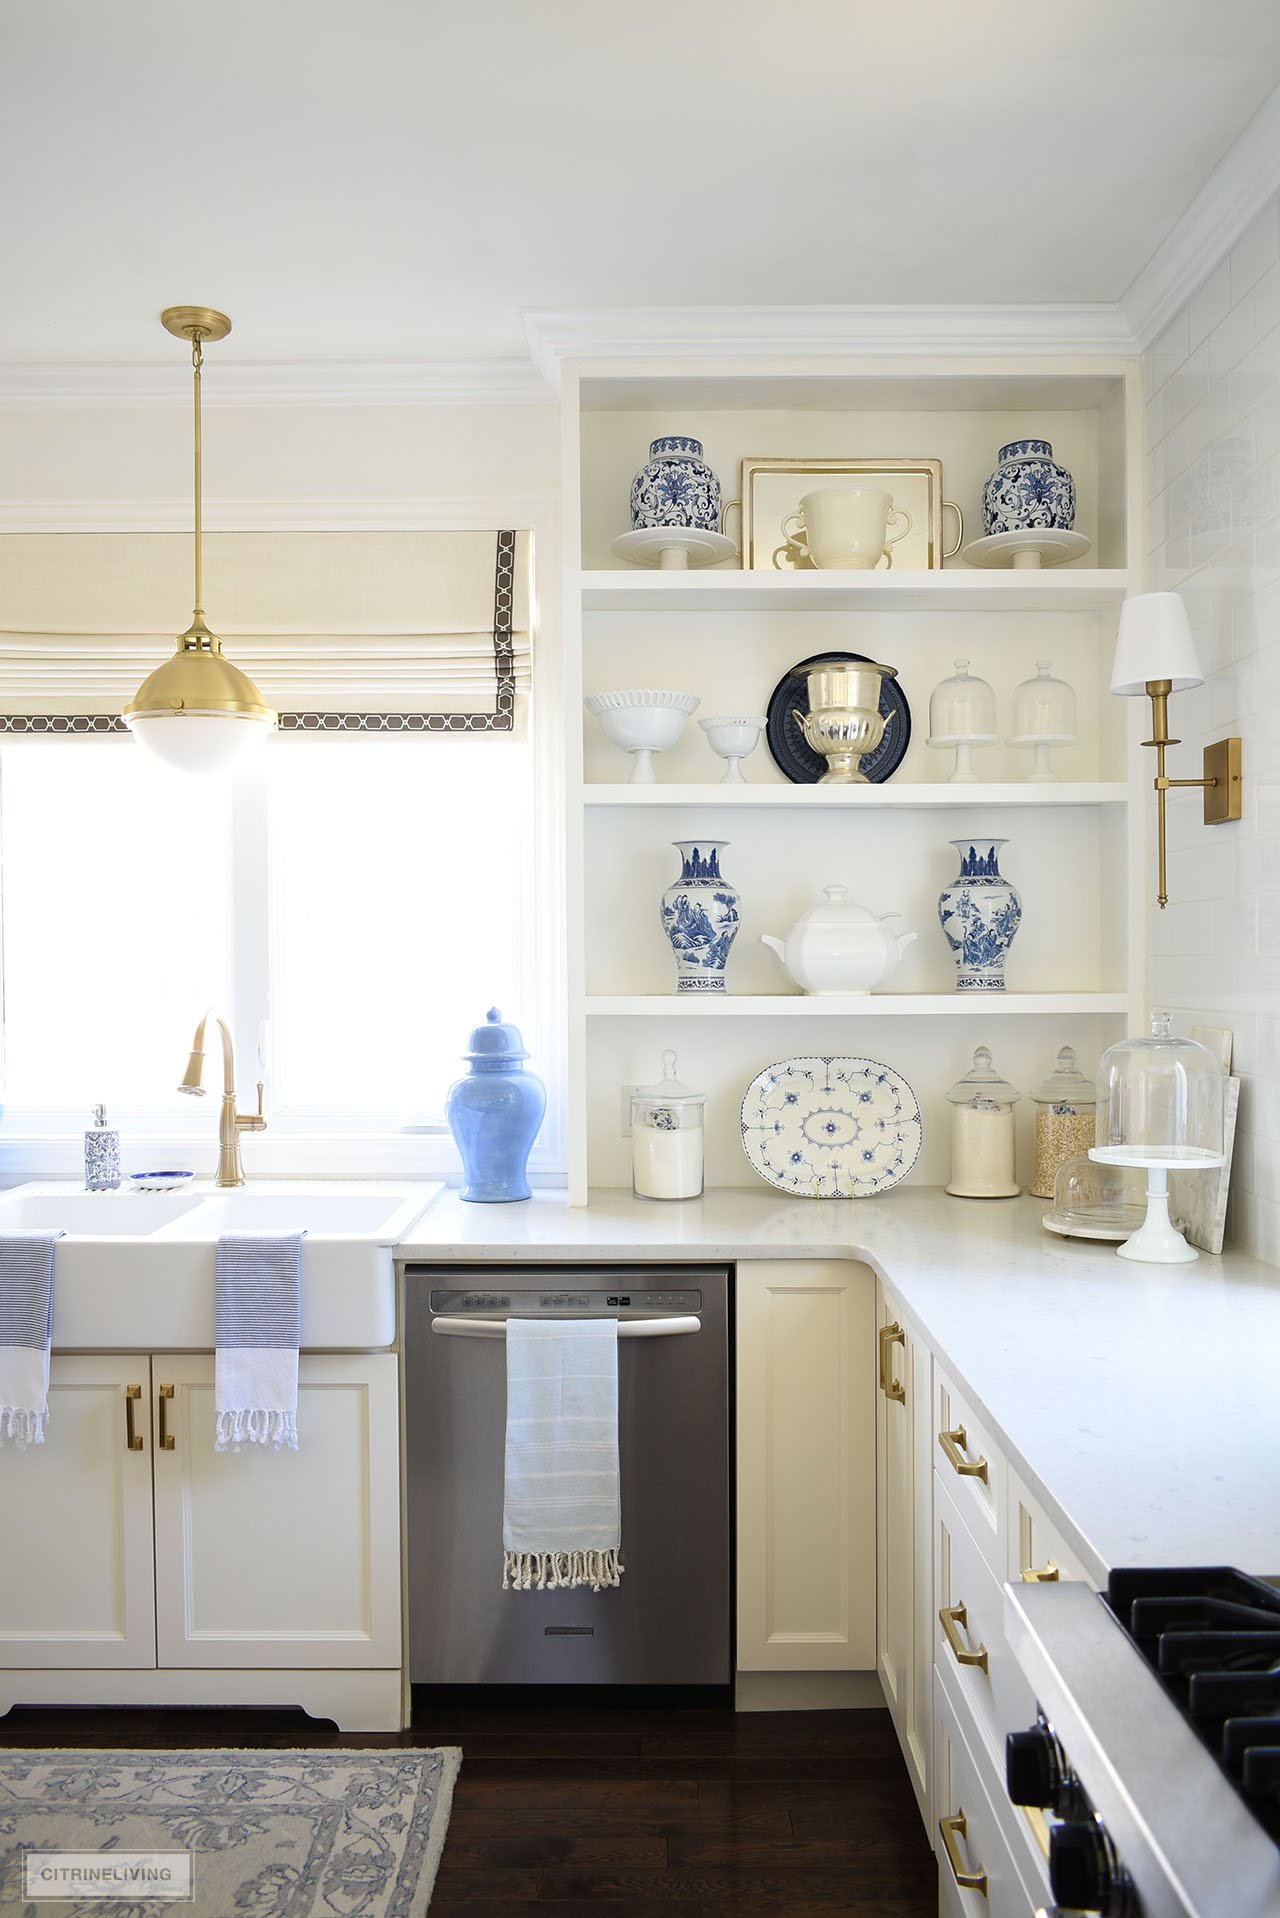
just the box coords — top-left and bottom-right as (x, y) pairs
(981, 440), (1076, 536)
(630, 436), (723, 531)
(446, 1008), (547, 1203)
(84, 1102), (121, 1191)
(660, 840), (741, 993)
(938, 838), (1023, 993)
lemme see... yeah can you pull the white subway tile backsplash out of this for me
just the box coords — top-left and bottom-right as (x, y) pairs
(1146, 187), (1280, 1263)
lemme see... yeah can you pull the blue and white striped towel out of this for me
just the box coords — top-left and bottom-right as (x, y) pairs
(502, 1317), (623, 1593)
(214, 1232), (304, 1453)
(0, 1232), (61, 1448)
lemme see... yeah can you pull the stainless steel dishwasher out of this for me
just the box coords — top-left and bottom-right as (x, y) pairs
(404, 1264), (731, 1696)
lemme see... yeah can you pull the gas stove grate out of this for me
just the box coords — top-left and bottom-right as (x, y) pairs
(1106, 1567), (1280, 1848)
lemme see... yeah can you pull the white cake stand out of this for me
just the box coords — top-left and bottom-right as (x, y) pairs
(926, 732), (997, 783)
(962, 530), (1092, 570)
(1089, 1146), (1226, 1263)
(1007, 732), (1078, 782)
(612, 528), (738, 571)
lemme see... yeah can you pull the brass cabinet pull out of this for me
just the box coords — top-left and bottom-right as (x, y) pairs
(1022, 1803), (1051, 1861)
(939, 1602), (989, 1674)
(939, 1424), (989, 1483)
(1022, 1559), (1060, 1584)
(939, 1810), (988, 1897)
(158, 1383), (175, 1450)
(878, 1322), (906, 1403)
(124, 1384), (143, 1452)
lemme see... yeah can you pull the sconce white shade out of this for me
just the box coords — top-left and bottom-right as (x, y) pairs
(1110, 591), (1204, 696)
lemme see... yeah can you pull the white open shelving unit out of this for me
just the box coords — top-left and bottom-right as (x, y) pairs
(561, 358), (1148, 1203)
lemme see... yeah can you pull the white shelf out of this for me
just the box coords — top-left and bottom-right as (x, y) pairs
(580, 569), (1134, 614)
(585, 993), (1129, 1017)
(583, 782), (1129, 809)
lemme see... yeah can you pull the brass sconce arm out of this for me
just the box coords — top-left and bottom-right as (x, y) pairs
(1140, 679), (1242, 910)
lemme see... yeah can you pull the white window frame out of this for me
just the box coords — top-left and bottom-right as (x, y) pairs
(0, 500), (567, 1190)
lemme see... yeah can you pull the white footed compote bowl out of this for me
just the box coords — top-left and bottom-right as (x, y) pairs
(585, 689), (699, 783)
(698, 714), (767, 783)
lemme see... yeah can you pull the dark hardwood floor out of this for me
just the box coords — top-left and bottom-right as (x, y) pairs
(0, 1703), (938, 1916)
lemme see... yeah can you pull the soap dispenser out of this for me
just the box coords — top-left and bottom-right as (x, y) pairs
(85, 1103), (121, 1192)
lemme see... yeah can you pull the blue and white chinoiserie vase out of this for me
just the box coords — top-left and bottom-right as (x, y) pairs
(938, 838), (1023, 993)
(630, 436), (723, 531)
(981, 440), (1076, 536)
(446, 1007), (547, 1202)
(660, 840), (741, 993)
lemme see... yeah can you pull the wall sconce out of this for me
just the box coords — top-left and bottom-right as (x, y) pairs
(1110, 591), (1242, 909)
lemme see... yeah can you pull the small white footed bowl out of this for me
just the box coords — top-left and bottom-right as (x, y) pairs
(699, 715), (767, 756)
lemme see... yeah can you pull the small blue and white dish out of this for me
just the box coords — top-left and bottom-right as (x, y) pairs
(129, 1171), (196, 1193)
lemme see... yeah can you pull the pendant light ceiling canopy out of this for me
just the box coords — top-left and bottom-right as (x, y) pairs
(123, 306), (277, 774)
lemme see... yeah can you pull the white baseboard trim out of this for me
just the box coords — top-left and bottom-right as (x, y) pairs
(735, 1669), (886, 1713)
(0, 1668), (404, 1734)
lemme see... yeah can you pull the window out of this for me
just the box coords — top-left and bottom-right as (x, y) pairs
(0, 729), (543, 1163)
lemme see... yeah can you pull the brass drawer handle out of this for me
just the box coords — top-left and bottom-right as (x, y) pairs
(1022, 1559), (1060, 1584)
(939, 1810), (988, 1897)
(158, 1383), (175, 1450)
(124, 1384), (143, 1452)
(939, 1424), (989, 1483)
(939, 1602), (989, 1674)
(878, 1322), (906, 1403)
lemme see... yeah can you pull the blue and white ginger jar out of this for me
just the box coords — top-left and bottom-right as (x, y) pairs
(446, 1007), (546, 1202)
(938, 838), (1022, 993)
(981, 440), (1076, 536)
(660, 839), (740, 993)
(630, 436), (722, 531)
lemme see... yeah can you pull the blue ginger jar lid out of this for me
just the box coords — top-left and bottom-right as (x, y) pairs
(463, 1006), (529, 1068)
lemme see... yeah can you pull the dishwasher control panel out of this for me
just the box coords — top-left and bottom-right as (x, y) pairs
(428, 1288), (703, 1315)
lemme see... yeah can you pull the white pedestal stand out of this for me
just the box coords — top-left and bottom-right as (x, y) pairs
(1089, 1149), (1226, 1263)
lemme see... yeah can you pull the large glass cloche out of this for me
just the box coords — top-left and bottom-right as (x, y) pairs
(1090, 1013), (1225, 1264)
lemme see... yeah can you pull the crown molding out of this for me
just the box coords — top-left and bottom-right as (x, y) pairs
(522, 302), (1139, 383)
(1121, 82), (1280, 349)
(0, 360), (552, 410)
(0, 496), (557, 533)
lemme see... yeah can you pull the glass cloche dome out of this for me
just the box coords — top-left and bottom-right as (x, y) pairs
(1090, 1013), (1225, 1264)
(927, 660), (997, 783)
(1093, 1013), (1225, 1166)
(1007, 660), (1077, 782)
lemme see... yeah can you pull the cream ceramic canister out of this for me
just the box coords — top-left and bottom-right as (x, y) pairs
(760, 886), (916, 995)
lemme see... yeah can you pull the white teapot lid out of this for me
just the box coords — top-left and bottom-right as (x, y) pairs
(794, 884), (890, 928)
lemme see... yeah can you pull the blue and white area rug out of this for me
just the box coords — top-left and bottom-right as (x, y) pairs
(0, 1746), (460, 1916)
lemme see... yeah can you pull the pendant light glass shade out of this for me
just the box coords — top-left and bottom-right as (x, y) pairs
(124, 307), (276, 774)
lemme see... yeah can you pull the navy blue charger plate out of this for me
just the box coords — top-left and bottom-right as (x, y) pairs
(765, 651), (911, 785)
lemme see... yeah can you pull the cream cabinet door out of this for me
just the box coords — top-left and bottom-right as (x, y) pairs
(152, 1353), (401, 1670)
(737, 1260), (875, 1672)
(0, 1354), (156, 1670)
(875, 1289), (932, 1824)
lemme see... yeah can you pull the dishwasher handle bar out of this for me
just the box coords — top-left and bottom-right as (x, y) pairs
(430, 1314), (700, 1340)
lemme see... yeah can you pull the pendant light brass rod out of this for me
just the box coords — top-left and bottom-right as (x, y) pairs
(191, 333), (204, 634)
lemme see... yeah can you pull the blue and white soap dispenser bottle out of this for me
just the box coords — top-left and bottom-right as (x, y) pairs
(446, 1008), (546, 1203)
(85, 1103), (121, 1191)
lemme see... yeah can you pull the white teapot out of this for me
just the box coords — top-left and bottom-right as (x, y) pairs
(760, 885), (916, 995)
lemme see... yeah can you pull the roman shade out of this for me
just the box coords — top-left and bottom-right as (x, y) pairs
(0, 528), (530, 731)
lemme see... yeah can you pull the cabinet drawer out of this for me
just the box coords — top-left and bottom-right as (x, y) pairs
(935, 1471), (1037, 1774)
(1008, 1467), (1096, 1591)
(935, 1667), (1044, 1918)
(935, 1362), (1005, 1574)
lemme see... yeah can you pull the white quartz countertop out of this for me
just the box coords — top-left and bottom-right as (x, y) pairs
(401, 1186), (1280, 1585)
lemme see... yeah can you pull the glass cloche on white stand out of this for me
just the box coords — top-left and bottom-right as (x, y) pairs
(1007, 660), (1077, 782)
(1090, 1013), (1225, 1263)
(926, 660), (997, 783)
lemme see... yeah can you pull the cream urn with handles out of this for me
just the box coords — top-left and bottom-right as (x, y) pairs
(760, 885), (916, 995)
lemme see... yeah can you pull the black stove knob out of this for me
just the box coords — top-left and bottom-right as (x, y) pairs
(1007, 1726), (1062, 1807)
(1049, 1820), (1135, 1915)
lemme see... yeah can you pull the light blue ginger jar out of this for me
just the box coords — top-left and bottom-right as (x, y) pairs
(446, 1008), (546, 1202)
(630, 436), (722, 531)
(981, 440), (1076, 535)
(660, 839), (741, 993)
(938, 838), (1023, 993)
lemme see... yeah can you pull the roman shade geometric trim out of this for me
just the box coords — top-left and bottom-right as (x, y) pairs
(0, 528), (529, 731)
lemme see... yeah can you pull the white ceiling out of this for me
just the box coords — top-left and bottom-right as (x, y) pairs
(3, 0), (1280, 367)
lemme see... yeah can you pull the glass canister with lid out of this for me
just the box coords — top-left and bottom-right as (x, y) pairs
(630, 1050), (706, 1200)
(1029, 1045), (1097, 1199)
(944, 1045), (1021, 1198)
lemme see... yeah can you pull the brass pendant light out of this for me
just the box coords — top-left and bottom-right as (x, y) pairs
(123, 306), (276, 773)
